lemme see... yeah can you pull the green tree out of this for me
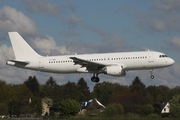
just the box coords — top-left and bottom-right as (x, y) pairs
(92, 82), (117, 105)
(24, 76), (40, 96)
(42, 97), (53, 106)
(0, 80), (12, 104)
(0, 103), (8, 116)
(113, 103), (124, 115)
(46, 76), (57, 88)
(41, 76), (62, 104)
(8, 84), (34, 116)
(142, 104), (154, 116)
(77, 78), (90, 101)
(59, 99), (81, 116)
(169, 94), (180, 118)
(8, 99), (21, 117)
(103, 104), (119, 117)
(31, 97), (42, 116)
(130, 76), (146, 93)
(62, 81), (79, 100)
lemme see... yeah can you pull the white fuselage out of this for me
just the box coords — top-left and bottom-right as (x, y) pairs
(6, 32), (175, 82)
(10, 51), (173, 74)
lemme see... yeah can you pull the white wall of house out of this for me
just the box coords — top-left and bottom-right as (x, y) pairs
(161, 102), (170, 114)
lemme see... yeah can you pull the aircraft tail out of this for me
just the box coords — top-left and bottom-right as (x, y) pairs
(8, 32), (41, 60)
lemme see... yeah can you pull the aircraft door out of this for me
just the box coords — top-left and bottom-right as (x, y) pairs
(148, 51), (154, 63)
(38, 58), (44, 68)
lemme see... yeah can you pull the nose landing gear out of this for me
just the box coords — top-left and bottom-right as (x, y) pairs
(91, 73), (100, 82)
(150, 70), (154, 79)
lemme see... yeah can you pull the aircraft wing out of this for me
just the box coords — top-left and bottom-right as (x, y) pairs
(70, 57), (108, 72)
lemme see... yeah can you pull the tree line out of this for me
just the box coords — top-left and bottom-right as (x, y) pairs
(0, 76), (180, 118)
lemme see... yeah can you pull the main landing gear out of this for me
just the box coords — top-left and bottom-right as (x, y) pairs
(91, 73), (100, 82)
(150, 70), (154, 79)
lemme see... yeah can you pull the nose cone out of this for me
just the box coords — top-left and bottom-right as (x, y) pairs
(168, 58), (174, 66)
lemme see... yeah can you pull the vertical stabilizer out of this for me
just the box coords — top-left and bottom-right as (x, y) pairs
(8, 32), (41, 60)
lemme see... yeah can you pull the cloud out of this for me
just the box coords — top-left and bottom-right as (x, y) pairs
(0, 6), (38, 38)
(90, 27), (132, 52)
(165, 37), (180, 51)
(67, 1), (78, 13)
(0, 45), (14, 68)
(136, 0), (180, 33)
(59, 30), (79, 37)
(30, 35), (71, 55)
(23, 0), (61, 16)
(153, 0), (180, 13)
(60, 14), (131, 53)
(61, 14), (84, 28)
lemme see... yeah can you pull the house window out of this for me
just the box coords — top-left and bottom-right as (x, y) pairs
(164, 108), (166, 111)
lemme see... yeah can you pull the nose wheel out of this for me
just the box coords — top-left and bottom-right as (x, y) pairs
(150, 70), (154, 79)
(91, 73), (100, 82)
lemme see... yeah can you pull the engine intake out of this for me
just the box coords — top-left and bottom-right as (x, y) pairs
(104, 64), (126, 77)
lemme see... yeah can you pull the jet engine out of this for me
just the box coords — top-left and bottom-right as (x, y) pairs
(104, 64), (126, 77)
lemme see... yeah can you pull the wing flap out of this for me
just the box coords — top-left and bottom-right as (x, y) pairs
(70, 57), (107, 72)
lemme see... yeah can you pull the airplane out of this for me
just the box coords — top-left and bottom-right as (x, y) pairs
(6, 32), (174, 82)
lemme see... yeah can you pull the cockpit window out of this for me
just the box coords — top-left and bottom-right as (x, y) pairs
(159, 55), (167, 58)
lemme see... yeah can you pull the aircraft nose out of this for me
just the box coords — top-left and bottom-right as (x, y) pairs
(168, 58), (174, 65)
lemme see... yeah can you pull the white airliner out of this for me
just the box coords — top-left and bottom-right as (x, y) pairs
(6, 32), (174, 82)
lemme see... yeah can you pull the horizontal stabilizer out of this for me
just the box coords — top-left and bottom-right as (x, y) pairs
(6, 60), (29, 67)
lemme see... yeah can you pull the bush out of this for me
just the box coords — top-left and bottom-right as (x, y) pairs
(170, 105), (180, 118)
(59, 99), (81, 117)
(147, 113), (161, 119)
(103, 104), (119, 117)
(113, 103), (124, 115)
(142, 104), (154, 116)
(86, 106), (100, 116)
(124, 112), (140, 119)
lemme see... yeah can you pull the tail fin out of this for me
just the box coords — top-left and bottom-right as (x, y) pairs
(8, 32), (41, 60)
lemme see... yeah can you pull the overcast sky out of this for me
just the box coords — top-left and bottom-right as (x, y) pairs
(0, 0), (180, 90)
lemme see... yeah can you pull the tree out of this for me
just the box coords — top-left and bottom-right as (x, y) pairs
(42, 97), (53, 106)
(130, 76), (146, 93)
(113, 103), (124, 115)
(30, 97), (42, 116)
(111, 92), (145, 113)
(41, 76), (62, 104)
(77, 78), (90, 101)
(46, 76), (57, 88)
(0, 80), (12, 104)
(8, 84), (34, 116)
(0, 103), (8, 116)
(92, 82), (117, 105)
(103, 104), (119, 117)
(59, 99), (81, 116)
(24, 76), (40, 96)
(142, 104), (154, 116)
(169, 94), (180, 118)
(62, 81), (79, 100)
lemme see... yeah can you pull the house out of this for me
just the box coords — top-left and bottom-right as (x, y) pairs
(161, 102), (170, 114)
(80, 98), (106, 115)
(42, 102), (51, 116)
(161, 102), (170, 117)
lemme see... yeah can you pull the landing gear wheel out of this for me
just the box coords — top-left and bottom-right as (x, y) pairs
(91, 73), (100, 82)
(95, 77), (100, 82)
(149, 70), (154, 79)
(91, 76), (96, 82)
(150, 75), (154, 79)
(91, 77), (100, 82)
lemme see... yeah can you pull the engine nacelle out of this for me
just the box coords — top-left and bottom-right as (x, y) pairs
(104, 65), (126, 77)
